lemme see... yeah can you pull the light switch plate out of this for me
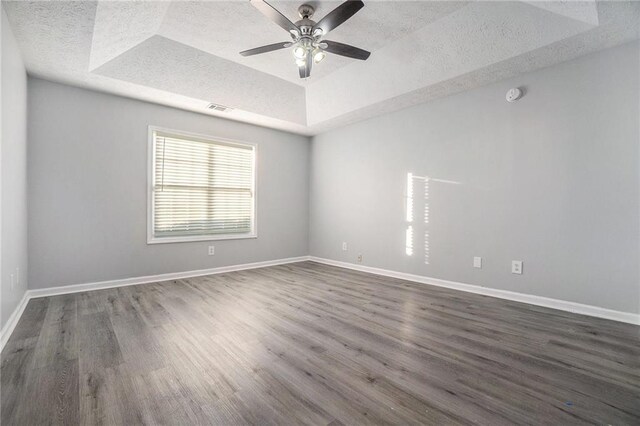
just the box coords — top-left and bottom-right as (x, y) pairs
(473, 257), (482, 268)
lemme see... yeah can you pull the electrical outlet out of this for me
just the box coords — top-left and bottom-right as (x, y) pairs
(473, 257), (482, 268)
(512, 260), (523, 275)
(342, 242), (348, 251)
(208, 246), (215, 256)
(357, 254), (363, 263)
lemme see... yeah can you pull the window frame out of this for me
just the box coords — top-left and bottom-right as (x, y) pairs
(147, 125), (258, 244)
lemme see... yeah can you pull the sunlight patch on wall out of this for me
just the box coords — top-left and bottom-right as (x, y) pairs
(406, 225), (414, 256)
(424, 177), (430, 264)
(406, 172), (414, 223)
(405, 172), (430, 263)
(424, 232), (430, 264)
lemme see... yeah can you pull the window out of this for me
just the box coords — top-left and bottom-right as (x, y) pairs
(148, 127), (256, 244)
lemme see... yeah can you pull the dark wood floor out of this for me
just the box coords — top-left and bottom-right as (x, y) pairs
(1, 261), (639, 425)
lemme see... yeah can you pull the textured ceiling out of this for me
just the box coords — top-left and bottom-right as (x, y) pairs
(3, 0), (639, 135)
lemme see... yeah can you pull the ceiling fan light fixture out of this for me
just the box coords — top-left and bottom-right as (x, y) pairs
(293, 45), (307, 59)
(313, 48), (326, 63)
(295, 58), (306, 67)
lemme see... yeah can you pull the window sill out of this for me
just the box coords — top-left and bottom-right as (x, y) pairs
(147, 233), (257, 245)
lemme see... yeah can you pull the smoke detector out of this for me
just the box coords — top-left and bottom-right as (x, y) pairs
(506, 88), (523, 103)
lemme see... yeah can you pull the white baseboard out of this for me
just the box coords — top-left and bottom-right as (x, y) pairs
(0, 290), (30, 351)
(309, 256), (640, 325)
(27, 256), (310, 299)
(1, 256), (309, 352)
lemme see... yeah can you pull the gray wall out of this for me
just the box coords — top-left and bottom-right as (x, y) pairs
(309, 41), (640, 314)
(28, 78), (310, 289)
(1, 9), (28, 329)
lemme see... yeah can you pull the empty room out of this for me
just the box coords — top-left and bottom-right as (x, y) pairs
(1, 0), (639, 424)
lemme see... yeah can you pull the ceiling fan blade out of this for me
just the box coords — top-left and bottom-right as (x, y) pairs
(240, 42), (291, 57)
(313, 0), (364, 36)
(323, 40), (370, 60)
(250, 0), (299, 33)
(298, 52), (312, 79)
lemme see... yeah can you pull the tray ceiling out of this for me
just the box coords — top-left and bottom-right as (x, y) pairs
(3, 1), (639, 135)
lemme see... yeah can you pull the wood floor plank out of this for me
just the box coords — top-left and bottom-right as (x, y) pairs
(1, 261), (639, 425)
(1, 297), (50, 424)
(15, 357), (79, 425)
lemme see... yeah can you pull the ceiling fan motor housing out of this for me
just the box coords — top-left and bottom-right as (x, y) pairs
(295, 21), (316, 36)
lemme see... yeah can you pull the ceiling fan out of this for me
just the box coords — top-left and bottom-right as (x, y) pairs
(240, 0), (370, 79)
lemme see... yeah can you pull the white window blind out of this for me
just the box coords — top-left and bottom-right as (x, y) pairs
(149, 129), (256, 243)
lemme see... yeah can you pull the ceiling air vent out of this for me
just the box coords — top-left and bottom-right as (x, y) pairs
(206, 103), (233, 113)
